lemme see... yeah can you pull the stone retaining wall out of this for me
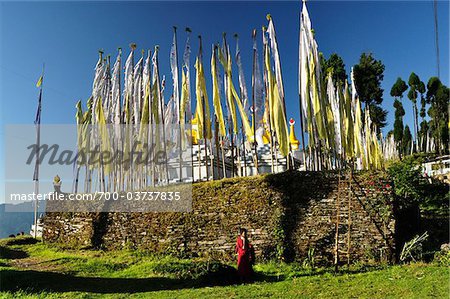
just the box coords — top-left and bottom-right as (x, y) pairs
(43, 170), (396, 265)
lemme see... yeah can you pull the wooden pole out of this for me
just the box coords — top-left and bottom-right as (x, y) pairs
(297, 19), (307, 170)
(209, 132), (214, 179)
(234, 33), (248, 177)
(298, 100), (307, 170)
(221, 136), (226, 178)
(117, 47), (124, 192)
(230, 120), (235, 177)
(223, 33), (235, 178)
(184, 28), (195, 183)
(173, 26), (183, 183)
(155, 46), (170, 185)
(334, 166), (342, 272)
(347, 162), (353, 266)
(262, 28), (275, 173)
(129, 44), (136, 189)
(147, 49), (156, 187)
(251, 29), (259, 175)
(202, 94), (209, 181)
(214, 116), (220, 179)
(198, 36), (209, 181)
(241, 124), (247, 177)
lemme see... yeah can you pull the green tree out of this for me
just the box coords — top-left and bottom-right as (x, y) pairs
(390, 77), (408, 156)
(324, 53), (347, 87)
(418, 80), (428, 152)
(353, 53), (387, 134)
(407, 72), (424, 152)
(393, 100), (406, 156)
(419, 120), (429, 152)
(426, 77), (449, 154)
(402, 125), (412, 156)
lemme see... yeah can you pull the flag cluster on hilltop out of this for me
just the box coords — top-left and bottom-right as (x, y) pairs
(73, 2), (396, 192)
(298, 1), (385, 170)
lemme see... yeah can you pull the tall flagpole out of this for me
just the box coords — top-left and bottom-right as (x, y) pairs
(117, 47), (124, 192)
(222, 33), (235, 178)
(262, 27), (275, 174)
(155, 46), (170, 184)
(214, 116), (220, 179)
(251, 29), (259, 175)
(234, 33), (248, 177)
(33, 64), (44, 239)
(183, 28), (195, 182)
(266, 15), (290, 170)
(299, 0), (308, 171)
(198, 35), (210, 181)
(173, 26), (183, 182)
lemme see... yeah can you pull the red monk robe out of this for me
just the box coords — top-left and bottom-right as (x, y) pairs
(235, 234), (254, 281)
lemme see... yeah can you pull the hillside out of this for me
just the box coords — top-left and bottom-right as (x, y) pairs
(0, 237), (448, 298)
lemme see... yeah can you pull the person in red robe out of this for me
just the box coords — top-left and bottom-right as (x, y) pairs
(235, 228), (254, 283)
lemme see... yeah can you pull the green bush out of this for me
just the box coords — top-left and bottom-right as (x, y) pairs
(387, 156), (424, 207)
(387, 155), (449, 212)
(433, 243), (450, 266)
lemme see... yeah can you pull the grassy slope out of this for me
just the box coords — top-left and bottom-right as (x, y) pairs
(1, 237), (448, 299)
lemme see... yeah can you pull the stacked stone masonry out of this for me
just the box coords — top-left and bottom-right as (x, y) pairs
(43, 170), (396, 265)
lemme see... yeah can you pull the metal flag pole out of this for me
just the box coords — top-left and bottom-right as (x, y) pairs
(33, 63), (44, 239)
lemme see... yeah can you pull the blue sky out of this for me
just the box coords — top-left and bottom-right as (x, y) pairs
(0, 1), (449, 201)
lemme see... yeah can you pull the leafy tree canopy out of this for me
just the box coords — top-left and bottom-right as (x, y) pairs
(353, 53), (385, 105)
(324, 53), (347, 86)
(408, 72), (420, 88)
(393, 99), (405, 117)
(390, 77), (408, 98)
(408, 88), (418, 103)
(369, 104), (387, 134)
(426, 77), (442, 100)
(354, 53), (386, 131)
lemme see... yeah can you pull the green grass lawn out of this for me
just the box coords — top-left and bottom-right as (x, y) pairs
(0, 236), (448, 298)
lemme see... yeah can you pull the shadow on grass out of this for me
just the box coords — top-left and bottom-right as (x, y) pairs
(0, 268), (281, 294)
(0, 246), (29, 260)
(0, 237), (38, 247)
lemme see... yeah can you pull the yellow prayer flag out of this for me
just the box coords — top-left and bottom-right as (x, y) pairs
(211, 48), (226, 137)
(36, 76), (43, 88)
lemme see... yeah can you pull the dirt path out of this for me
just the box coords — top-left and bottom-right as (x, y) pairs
(9, 257), (67, 272)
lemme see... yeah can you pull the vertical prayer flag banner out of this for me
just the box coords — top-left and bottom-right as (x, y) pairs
(211, 45), (226, 137)
(36, 76), (43, 88)
(170, 29), (180, 126)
